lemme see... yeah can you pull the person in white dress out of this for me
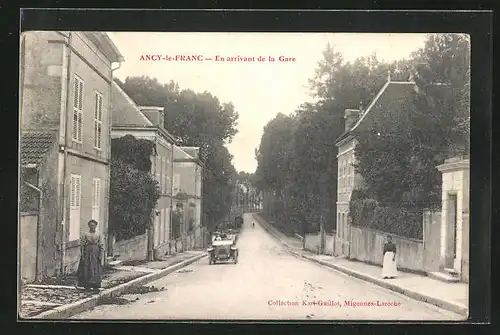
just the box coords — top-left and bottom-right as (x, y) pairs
(382, 235), (398, 279)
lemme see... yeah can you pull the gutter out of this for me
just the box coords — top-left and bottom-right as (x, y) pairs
(24, 181), (42, 194)
(108, 60), (123, 258)
(60, 31), (73, 274)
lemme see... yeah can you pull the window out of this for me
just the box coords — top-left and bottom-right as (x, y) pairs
(162, 157), (166, 193)
(341, 213), (346, 239)
(155, 156), (161, 185)
(93, 91), (103, 149)
(340, 161), (345, 191)
(166, 154), (172, 192)
(72, 76), (84, 142)
(92, 178), (101, 226)
(154, 212), (160, 246)
(159, 209), (164, 244)
(347, 159), (352, 187)
(165, 208), (170, 242)
(337, 212), (341, 236)
(173, 174), (180, 195)
(168, 207), (173, 240)
(69, 174), (82, 241)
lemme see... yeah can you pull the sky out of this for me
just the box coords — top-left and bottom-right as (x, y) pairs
(107, 32), (428, 173)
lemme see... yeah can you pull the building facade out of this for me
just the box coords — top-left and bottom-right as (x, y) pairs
(111, 83), (176, 260)
(334, 77), (416, 257)
(173, 146), (204, 249)
(19, 31), (124, 279)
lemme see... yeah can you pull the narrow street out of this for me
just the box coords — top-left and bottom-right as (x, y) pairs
(71, 213), (462, 320)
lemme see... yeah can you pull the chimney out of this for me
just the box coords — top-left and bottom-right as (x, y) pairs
(344, 109), (360, 132)
(139, 106), (165, 129)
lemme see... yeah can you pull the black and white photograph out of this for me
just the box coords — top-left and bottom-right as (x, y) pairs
(18, 25), (472, 321)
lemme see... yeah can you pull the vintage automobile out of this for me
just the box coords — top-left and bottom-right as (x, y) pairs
(207, 237), (238, 265)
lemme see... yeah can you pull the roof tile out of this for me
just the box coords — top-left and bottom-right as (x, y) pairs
(20, 131), (57, 165)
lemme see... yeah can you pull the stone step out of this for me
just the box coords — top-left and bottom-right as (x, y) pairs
(444, 267), (459, 276)
(428, 271), (460, 283)
(107, 259), (123, 267)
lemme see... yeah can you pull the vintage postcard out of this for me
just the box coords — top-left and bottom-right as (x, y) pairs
(19, 29), (470, 321)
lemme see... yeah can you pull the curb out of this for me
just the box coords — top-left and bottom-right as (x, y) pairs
(30, 253), (207, 320)
(253, 214), (468, 318)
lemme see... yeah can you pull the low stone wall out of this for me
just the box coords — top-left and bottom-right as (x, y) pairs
(304, 233), (321, 253)
(349, 226), (425, 274)
(114, 233), (148, 262)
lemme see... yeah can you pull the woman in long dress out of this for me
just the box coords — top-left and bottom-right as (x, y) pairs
(382, 235), (397, 279)
(77, 220), (104, 291)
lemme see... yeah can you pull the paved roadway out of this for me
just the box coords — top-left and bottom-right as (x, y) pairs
(72, 213), (462, 320)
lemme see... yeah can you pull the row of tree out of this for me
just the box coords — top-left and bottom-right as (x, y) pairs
(116, 77), (239, 232)
(253, 33), (470, 238)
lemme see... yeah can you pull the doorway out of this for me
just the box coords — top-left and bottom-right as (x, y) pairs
(446, 194), (458, 269)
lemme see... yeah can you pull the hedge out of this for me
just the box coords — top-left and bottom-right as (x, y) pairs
(350, 198), (423, 240)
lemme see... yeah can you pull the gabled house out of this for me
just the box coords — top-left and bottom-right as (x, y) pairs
(334, 75), (417, 257)
(111, 82), (178, 260)
(19, 31), (124, 281)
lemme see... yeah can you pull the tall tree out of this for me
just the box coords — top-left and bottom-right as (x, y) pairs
(255, 44), (414, 235)
(353, 33), (470, 210)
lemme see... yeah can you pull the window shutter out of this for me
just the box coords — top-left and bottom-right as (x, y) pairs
(78, 80), (84, 111)
(70, 175), (76, 208)
(94, 93), (98, 120)
(162, 157), (166, 192)
(76, 176), (81, 207)
(98, 95), (103, 121)
(69, 175), (82, 241)
(96, 179), (100, 205)
(91, 179), (96, 207)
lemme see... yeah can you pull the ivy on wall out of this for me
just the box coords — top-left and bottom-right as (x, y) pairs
(349, 189), (423, 240)
(109, 135), (161, 241)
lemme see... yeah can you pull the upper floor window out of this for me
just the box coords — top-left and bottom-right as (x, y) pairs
(173, 174), (180, 195)
(340, 161), (345, 191)
(72, 75), (84, 143)
(93, 91), (103, 149)
(347, 159), (352, 187)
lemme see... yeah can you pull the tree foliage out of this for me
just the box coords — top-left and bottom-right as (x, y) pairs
(255, 44), (412, 235)
(255, 34), (469, 238)
(115, 77), (239, 231)
(109, 137), (161, 241)
(353, 33), (470, 212)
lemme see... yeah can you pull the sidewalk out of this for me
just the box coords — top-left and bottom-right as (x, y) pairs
(19, 251), (205, 318)
(253, 213), (469, 317)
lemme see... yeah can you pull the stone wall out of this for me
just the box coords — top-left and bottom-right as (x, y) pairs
(20, 213), (39, 283)
(114, 233), (148, 262)
(349, 226), (425, 274)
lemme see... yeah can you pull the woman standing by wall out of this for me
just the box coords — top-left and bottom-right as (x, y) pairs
(382, 235), (398, 279)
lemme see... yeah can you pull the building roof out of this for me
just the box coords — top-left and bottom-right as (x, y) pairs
(335, 80), (416, 146)
(173, 145), (194, 160)
(112, 81), (154, 127)
(179, 147), (200, 159)
(20, 131), (57, 166)
(84, 32), (125, 63)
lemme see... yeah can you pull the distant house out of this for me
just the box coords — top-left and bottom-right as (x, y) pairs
(111, 82), (177, 260)
(19, 31), (124, 281)
(173, 146), (204, 249)
(334, 75), (417, 257)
